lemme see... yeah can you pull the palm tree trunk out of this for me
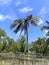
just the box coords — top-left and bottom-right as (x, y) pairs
(26, 30), (28, 53)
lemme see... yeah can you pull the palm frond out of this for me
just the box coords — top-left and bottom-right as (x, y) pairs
(26, 14), (32, 20)
(18, 19), (23, 22)
(31, 18), (38, 26)
(35, 17), (42, 21)
(30, 18), (41, 30)
(19, 28), (24, 37)
(46, 20), (49, 25)
(41, 26), (49, 30)
(10, 21), (18, 29)
(14, 23), (22, 33)
(10, 19), (23, 29)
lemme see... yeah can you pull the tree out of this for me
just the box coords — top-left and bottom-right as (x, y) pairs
(10, 14), (41, 53)
(12, 41), (21, 53)
(2, 38), (7, 52)
(30, 37), (46, 57)
(0, 40), (3, 52)
(0, 28), (6, 38)
(5, 36), (16, 53)
(19, 36), (26, 52)
(0, 28), (7, 52)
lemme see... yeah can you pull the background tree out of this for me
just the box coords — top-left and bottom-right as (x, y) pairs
(19, 36), (26, 53)
(0, 28), (7, 52)
(30, 37), (46, 57)
(0, 28), (6, 38)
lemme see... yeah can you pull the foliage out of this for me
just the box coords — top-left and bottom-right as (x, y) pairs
(0, 28), (49, 57)
(30, 37), (49, 56)
(0, 28), (6, 38)
(0, 28), (26, 53)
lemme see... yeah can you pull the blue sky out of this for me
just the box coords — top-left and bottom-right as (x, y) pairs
(0, 0), (49, 42)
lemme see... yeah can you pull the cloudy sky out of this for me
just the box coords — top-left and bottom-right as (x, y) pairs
(0, 0), (49, 42)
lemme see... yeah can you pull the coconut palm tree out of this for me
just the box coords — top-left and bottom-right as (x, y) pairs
(10, 14), (41, 53)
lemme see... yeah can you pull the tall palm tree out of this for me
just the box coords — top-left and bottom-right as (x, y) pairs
(10, 14), (41, 53)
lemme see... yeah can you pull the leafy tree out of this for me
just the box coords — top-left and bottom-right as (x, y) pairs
(0, 41), (3, 52)
(19, 36), (26, 52)
(2, 38), (7, 52)
(12, 41), (21, 53)
(0, 28), (6, 38)
(5, 36), (15, 53)
(30, 37), (46, 56)
(0, 28), (7, 52)
(45, 38), (49, 55)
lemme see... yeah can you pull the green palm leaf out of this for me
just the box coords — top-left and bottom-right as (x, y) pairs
(14, 23), (22, 33)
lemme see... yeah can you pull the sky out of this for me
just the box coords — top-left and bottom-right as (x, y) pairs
(0, 0), (49, 42)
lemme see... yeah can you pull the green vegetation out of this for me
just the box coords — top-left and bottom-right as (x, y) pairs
(0, 15), (49, 57)
(0, 28), (26, 53)
(30, 37), (49, 57)
(0, 28), (49, 57)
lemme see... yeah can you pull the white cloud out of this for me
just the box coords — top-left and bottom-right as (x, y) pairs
(38, 7), (48, 17)
(38, 20), (43, 25)
(19, 7), (33, 13)
(5, 15), (15, 20)
(38, 7), (48, 25)
(0, 14), (16, 21)
(0, 0), (12, 6)
(38, 18), (43, 25)
(35, 17), (43, 25)
(45, 30), (48, 33)
(16, 1), (21, 6)
(0, 14), (5, 21)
